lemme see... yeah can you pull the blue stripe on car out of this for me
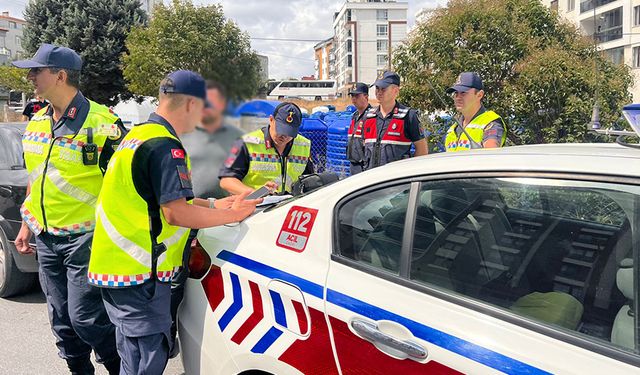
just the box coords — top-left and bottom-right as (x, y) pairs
(252, 326), (284, 354)
(218, 272), (243, 331)
(270, 290), (288, 328)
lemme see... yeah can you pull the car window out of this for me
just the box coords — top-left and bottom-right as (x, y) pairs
(336, 183), (412, 274)
(0, 127), (24, 170)
(410, 177), (639, 354)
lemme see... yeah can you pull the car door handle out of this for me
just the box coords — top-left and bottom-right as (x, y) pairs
(350, 319), (428, 360)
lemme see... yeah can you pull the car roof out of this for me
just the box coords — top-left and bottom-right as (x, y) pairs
(341, 143), (640, 186)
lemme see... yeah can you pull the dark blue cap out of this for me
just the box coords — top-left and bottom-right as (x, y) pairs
(273, 102), (302, 137)
(12, 43), (82, 71)
(372, 71), (401, 89)
(446, 72), (484, 94)
(160, 70), (211, 108)
(349, 82), (369, 95)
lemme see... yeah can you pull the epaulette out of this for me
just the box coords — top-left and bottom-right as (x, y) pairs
(365, 107), (378, 118)
(392, 107), (409, 119)
(242, 135), (262, 144)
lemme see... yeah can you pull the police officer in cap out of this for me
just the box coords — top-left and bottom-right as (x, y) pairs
(219, 102), (314, 194)
(346, 82), (371, 175)
(88, 70), (260, 374)
(362, 71), (428, 171)
(13, 43), (124, 374)
(444, 72), (507, 151)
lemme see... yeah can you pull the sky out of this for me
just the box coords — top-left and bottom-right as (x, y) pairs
(3, 0), (446, 79)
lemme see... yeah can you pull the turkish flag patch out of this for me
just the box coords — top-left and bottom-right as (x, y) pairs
(171, 149), (185, 159)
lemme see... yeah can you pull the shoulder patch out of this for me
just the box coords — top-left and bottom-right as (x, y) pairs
(176, 165), (192, 189)
(365, 108), (378, 118)
(393, 107), (409, 119)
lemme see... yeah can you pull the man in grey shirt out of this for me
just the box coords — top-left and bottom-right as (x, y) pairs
(180, 80), (244, 198)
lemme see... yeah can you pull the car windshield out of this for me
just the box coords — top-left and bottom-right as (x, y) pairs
(0, 127), (24, 170)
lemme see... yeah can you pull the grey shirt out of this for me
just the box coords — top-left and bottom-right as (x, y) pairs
(180, 123), (244, 199)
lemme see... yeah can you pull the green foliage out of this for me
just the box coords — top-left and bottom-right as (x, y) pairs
(0, 66), (32, 93)
(395, 0), (633, 145)
(123, 0), (261, 100)
(22, 0), (147, 106)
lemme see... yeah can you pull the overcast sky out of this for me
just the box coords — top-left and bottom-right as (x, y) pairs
(4, 0), (446, 79)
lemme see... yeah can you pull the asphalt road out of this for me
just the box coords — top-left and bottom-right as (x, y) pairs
(0, 286), (184, 375)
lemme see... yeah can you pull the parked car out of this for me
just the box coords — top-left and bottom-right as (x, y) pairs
(0, 123), (38, 298)
(177, 137), (640, 374)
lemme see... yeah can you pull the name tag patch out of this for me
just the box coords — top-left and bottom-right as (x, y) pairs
(23, 143), (44, 155)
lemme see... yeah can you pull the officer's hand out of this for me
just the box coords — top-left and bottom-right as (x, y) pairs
(230, 191), (263, 221)
(214, 196), (236, 209)
(264, 181), (279, 193)
(15, 224), (34, 255)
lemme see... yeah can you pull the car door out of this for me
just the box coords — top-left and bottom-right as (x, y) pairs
(325, 173), (640, 374)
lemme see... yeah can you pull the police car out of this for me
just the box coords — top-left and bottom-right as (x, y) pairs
(177, 111), (640, 374)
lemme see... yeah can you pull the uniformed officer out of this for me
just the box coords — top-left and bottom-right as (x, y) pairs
(87, 70), (260, 375)
(444, 72), (507, 151)
(219, 102), (314, 194)
(346, 82), (372, 175)
(12, 43), (124, 375)
(362, 71), (428, 171)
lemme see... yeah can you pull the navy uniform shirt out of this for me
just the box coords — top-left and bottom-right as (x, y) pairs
(218, 126), (314, 191)
(455, 106), (505, 145)
(102, 112), (194, 338)
(45, 90), (127, 174)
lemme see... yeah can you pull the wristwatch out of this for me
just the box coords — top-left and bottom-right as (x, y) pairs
(207, 197), (216, 209)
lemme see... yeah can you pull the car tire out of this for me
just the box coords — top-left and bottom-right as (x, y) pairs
(0, 228), (38, 298)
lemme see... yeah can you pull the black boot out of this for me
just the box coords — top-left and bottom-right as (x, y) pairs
(66, 356), (95, 375)
(103, 356), (121, 375)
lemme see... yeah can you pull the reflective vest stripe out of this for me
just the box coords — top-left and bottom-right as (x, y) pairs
(96, 204), (151, 268)
(47, 165), (98, 207)
(157, 227), (189, 265)
(28, 163), (45, 185)
(20, 204), (44, 234)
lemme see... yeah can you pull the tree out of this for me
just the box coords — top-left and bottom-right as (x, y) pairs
(22, 0), (147, 106)
(123, 0), (261, 100)
(394, 0), (633, 145)
(0, 66), (32, 93)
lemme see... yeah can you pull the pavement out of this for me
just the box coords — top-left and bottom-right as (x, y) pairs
(0, 286), (185, 375)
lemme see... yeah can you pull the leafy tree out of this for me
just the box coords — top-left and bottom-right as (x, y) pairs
(0, 66), (32, 93)
(22, 0), (147, 106)
(123, 0), (261, 100)
(395, 0), (633, 145)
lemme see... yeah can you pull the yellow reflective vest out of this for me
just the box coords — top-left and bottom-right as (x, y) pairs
(88, 123), (191, 287)
(241, 129), (311, 193)
(21, 101), (119, 236)
(444, 110), (506, 152)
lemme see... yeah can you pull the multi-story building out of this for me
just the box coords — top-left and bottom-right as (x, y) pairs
(542, 0), (640, 101)
(257, 54), (269, 83)
(0, 12), (26, 64)
(332, 0), (408, 97)
(314, 37), (334, 80)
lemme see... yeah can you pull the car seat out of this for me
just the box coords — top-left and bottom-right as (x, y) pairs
(611, 258), (634, 349)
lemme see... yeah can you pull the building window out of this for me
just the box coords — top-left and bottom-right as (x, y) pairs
(9, 21), (16, 29)
(580, 0), (616, 14)
(550, 0), (558, 12)
(567, 0), (575, 11)
(377, 54), (388, 67)
(377, 9), (388, 21)
(346, 9), (352, 22)
(346, 40), (352, 53)
(377, 24), (388, 37)
(377, 40), (388, 52)
(347, 55), (352, 68)
(598, 7), (623, 43)
(635, 6), (640, 26)
(604, 47), (624, 65)
(15, 36), (21, 47)
(633, 47), (640, 68)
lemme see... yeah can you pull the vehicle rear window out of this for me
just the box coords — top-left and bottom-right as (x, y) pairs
(0, 127), (24, 170)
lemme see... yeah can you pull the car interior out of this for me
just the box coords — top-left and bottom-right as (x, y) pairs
(337, 178), (638, 352)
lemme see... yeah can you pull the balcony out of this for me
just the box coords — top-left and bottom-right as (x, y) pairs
(580, 0), (616, 14)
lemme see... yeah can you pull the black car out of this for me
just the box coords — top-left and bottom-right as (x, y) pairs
(0, 123), (38, 297)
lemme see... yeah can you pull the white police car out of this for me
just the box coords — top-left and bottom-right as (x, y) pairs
(177, 112), (640, 374)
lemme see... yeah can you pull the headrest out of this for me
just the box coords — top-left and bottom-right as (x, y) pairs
(617, 258), (634, 300)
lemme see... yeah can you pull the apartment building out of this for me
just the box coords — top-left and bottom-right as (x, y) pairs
(543, 0), (640, 101)
(0, 12), (26, 64)
(332, 0), (408, 97)
(314, 37), (334, 80)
